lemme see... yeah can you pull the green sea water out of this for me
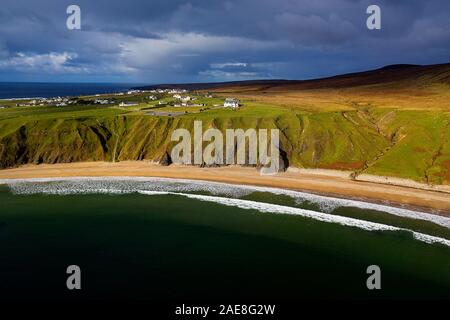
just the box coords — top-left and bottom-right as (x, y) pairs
(0, 186), (449, 300)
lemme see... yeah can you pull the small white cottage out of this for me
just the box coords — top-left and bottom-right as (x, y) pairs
(224, 98), (240, 108)
(119, 101), (139, 107)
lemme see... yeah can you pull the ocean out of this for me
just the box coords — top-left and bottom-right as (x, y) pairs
(0, 177), (449, 300)
(0, 82), (142, 99)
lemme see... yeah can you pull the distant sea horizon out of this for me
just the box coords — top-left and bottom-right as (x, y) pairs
(0, 82), (149, 99)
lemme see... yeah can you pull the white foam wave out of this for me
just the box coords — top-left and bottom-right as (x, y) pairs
(2, 176), (449, 229)
(138, 190), (450, 248)
(139, 190), (398, 231)
(1, 176), (449, 247)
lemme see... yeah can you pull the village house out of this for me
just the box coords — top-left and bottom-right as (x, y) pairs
(127, 89), (142, 95)
(169, 89), (188, 94)
(224, 98), (240, 108)
(94, 99), (111, 105)
(119, 101), (139, 107)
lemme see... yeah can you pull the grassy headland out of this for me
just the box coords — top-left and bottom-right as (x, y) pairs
(0, 63), (449, 185)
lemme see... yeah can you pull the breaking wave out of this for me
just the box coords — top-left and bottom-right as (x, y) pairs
(1, 176), (450, 247)
(140, 191), (450, 248)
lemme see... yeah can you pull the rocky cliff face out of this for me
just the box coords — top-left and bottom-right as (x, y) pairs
(0, 111), (448, 184)
(0, 115), (291, 169)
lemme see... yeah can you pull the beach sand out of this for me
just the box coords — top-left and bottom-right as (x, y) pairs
(0, 161), (449, 215)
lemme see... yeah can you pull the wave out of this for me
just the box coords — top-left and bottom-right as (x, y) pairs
(138, 190), (398, 231)
(2, 176), (449, 229)
(140, 190), (450, 248)
(2, 176), (450, 248)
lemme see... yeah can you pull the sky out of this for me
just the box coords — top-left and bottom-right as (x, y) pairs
(0, 0), (449, 83)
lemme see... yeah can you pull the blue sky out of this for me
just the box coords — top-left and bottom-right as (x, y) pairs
(0, 0), (449, 83)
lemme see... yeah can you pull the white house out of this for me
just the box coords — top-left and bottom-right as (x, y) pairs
(94, 99), (110, 105)
(119, 101), (139, 107)
(224, 98), (240, 108)
(127, 89), (141, 95)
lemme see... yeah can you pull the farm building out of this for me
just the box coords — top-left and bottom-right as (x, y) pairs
(224, 98), (240, 108)
(119, 101), (139, 107)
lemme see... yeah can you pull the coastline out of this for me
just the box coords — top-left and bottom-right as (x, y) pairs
(0, 161), (449, 215)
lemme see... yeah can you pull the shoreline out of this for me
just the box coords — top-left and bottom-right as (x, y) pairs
(0, 161), (449, 216)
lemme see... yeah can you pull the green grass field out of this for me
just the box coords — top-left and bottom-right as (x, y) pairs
(0, 64), (449, 184)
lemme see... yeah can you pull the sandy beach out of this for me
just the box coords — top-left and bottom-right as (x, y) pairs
(0, 161), (449, 215)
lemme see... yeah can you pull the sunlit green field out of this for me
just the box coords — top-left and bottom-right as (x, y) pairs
(1, 69), (449, 185)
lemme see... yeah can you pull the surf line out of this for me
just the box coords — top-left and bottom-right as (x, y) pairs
(2, 176), (449, 247)
(3, 176), (449, 228)
(0, 176), (450, 228)
(138, 190), (450, 248)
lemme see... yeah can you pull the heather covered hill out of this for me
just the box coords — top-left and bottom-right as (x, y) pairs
(140, 63), (450, 93)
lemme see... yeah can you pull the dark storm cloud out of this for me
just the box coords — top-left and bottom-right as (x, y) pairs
(0, 0), (448, 82)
